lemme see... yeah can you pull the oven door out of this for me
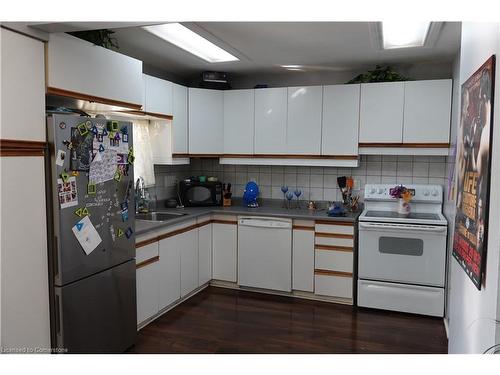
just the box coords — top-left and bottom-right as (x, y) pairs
(358, 222), (447, 287)
(183, 185), (215, 206)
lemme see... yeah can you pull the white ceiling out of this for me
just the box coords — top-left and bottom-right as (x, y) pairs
(108, 22), (461, 79)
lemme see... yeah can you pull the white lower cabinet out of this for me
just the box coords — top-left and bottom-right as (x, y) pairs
(315, 274), (353, 299)
(180, 229), (199, 298)
(292, 226), (315, 292)
(136, 260), (160, 325)
(212, 219), (238, 282)
(158, 236), (181, 310)
(198, 221), (213, 286)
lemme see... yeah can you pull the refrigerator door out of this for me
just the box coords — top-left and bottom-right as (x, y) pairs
(54, 259), (137, 353)
(47, 114), (135, 285)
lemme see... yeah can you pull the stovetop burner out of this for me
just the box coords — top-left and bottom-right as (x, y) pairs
(364, 210), (441, 221)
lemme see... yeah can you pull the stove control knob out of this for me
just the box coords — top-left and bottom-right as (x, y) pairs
(369, 188), (376, 194)
(377, 188), (384, 194)
(431, 190), (439, 197)
(423, 190), (430, 196)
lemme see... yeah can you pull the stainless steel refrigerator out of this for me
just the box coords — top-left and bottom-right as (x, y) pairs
(47, 113), (136, 353)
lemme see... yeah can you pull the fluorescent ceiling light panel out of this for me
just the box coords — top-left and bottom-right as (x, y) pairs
(143, 23), (238, 63)
(382, 21), (431, 49)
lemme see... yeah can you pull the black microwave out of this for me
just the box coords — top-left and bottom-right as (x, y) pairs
(178, 180), (223, 207)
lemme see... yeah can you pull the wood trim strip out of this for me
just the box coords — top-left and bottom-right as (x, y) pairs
(157, 223), (200, 241)
(116, 110), (173, 120)
(136, 237), (159, 249)
(315, 232), (354, 239)
(314, 269), (353, 277)
(136, 256), (160, 269)
(197, 221), (212, 228)
(359, 142), (450, 148)
(315, 244), (354, 252)
(0, 139), (47, 157)
(187, 154), (224, 158)
(46, 87), (142, 110)
(292, 225), (315, 231)
(315, 220), (354, 226)
(172, 153), (190, 158)
(212, 219), (238, 225)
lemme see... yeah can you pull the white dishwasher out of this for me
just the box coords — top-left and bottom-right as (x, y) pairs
(238, 216), (292, 292)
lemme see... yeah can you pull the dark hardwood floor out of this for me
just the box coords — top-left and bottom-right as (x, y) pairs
(128, 286), (448, 354)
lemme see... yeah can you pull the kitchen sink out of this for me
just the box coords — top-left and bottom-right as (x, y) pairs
(136, 211), (188, 222)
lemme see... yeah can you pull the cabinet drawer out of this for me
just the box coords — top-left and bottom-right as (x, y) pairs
(315, 273), (353, 299)
(315, 249), (353, 273)
(135, 241), (159, 264)
(315, 234), (354, 248)
(315, 222), (354, 235)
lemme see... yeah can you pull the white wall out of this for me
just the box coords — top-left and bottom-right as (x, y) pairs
(448, 22), (500, 354)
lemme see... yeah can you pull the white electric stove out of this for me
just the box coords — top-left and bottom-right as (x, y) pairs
(357, 184), (448, 317)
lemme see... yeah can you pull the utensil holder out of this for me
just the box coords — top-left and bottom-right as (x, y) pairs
(223, 198), (232, 207)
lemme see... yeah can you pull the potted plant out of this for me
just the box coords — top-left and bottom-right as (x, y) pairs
(389, 184), (413, 216)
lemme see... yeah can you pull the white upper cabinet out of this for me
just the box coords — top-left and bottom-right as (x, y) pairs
(359, 82), (405, 143)
(149, 119), (172, 165)
(143, 74), (173, 115)
(403, 79), (452, 143)
(321, 84), (360, 156)
(223, 90), (255, 154)
(254, 87), (288, 154)
(172, 83), (189, 154)
(47, 33), (143, 107)
(286, 86), (323, 155)
(1, 28), (45, 141)
(188, 88), (224, 154)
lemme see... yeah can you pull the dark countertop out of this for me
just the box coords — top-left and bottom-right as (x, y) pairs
(135, 200), (361, 237)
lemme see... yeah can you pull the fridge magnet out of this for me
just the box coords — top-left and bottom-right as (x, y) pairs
(110, 225), (116, 242)
(117, 228), (125, 237)
(71, 171), (79, 177)
(85, 120), (93, 130)
(113, 169), (122, 182)
(60, 171), (70, 183)
(114, 132), (121, 141)
(120, 126), (128, 134)
(55, 150), (66, 167)
(70, 127), (93, 171)
(77, 122), (89, 136)
(96, 133), (103, 143)
(72, 216), (102, 255)
(118, 164), (129, 176)
(453, 55), (495, 290)
(102, 128), (108, 137)
(91, 125), (99, 135)
(108, 131), (115, 139)
(120, 202), (128, 211)
(110, 137), (120, 147)
(87, 183), (97, 195)
(92, 151), (102, 162)
(63, 140), (73, 150)
(121, 209), (129, 222)
(108, 120), (119, 132)
(75, 207), (83, 217)
(122, 133), (129, 143)
(125, 227), (133, 239)
(57, 176), (79, 209)
(59, 121), (67, 129)
(116, 153), (127, 164)
(98, 144), (105, 153)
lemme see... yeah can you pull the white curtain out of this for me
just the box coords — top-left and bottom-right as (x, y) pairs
(132, 119), (156, 187)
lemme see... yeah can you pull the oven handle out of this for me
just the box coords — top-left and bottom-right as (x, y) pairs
(359, 222), (447, 234)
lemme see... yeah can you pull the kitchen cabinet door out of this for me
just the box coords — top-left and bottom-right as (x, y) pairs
(224, 89), (255, 154)
(198, 222), (213, 286)
(359, 82), (404, 143)
(188, 88), (224, 154)
(172, 83), (189, 154)
(144, 74), (173, 115)
(403, 79), (452, 143)
(292, 228), (315, 292)
(1, 28), (45, 141)
(47, 33), (143, 108)
(254, 87), (288, 154)
(322, 84), (360, 156)
(180, 229), (199, 298)
(212, 222), (237, 282)
(136, 259), (160, 325)
(158, 236), (181, 310)
(287, 86), (323, 155)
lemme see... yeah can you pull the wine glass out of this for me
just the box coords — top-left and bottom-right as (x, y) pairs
(294, 188), (302, 209)
(281, 185), (289, 208)
(286, 191), (294, 209)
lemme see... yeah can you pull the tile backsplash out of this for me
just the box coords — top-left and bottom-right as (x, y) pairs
(149, 155), (450, 203)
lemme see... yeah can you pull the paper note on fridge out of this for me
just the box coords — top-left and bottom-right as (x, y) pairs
(89, 148), (117, 184)
(72, 216), (102, 255)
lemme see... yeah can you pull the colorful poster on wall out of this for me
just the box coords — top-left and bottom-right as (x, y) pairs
(452, 55), (495, 290)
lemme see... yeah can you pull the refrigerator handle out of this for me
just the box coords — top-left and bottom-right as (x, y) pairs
(53, 236), (59, 280)
(54, 294), (61, 336)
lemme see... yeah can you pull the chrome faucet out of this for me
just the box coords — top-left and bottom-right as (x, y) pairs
(135, 177), (149, 213)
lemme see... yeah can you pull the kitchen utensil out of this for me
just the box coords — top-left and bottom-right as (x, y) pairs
(281, 185), (289, 208)
(207, 176), (218, 182)
(286, 191), (294, 209)
(307, 201), (316, 210)
(199, 175), (206, 183)
(294, 188), (302, 209)
(165, 198), (178, 208)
